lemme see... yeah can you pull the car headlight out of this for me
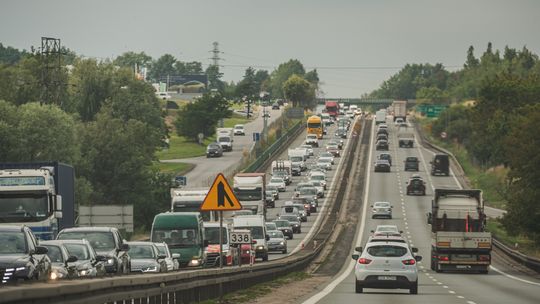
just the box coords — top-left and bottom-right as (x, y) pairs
(256, 245), (264, 250)
(188, 259), (200, 267)
(78, 269), (89, 276)
(143, 266), (157, 272)
(106, 258), (115, 265)
(280, 242), (285, 245)
(245, 250), (251, 254)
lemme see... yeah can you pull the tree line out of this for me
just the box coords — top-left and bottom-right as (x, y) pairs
(370, 43), (540, 243)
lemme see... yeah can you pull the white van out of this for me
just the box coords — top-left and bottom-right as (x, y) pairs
(232, 215), (269, 261)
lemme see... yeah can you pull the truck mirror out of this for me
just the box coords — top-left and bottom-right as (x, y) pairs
(121, 243), (130, 251)
(34, 246), (48, 255)
(265, 234), (270, 241)
(56, 195), (63, 211)
(54, 211), (63, 219)
(370, 230), (374, 233)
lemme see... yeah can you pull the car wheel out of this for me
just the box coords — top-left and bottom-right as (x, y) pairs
(410, 281), (418, 294)
(355, 280), (363, 293)
(282, 249), (287, 254)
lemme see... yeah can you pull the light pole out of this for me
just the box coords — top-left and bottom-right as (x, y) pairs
(260, 92), (269, 142)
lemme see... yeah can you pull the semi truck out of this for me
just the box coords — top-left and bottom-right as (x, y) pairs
(392, 100), (407, 122)
(0, 162), (75, 240)
(233, 173), (266, 219)
(170, 187), (219, 221)
(325, 101), (339, 118)
(397, 132), (415, 148)
(428, 189), (491, 273)
(375, 110), (387, 125)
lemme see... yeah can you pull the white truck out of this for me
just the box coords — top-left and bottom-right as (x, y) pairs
(233, 173), (266, 218)
(428, 189), (491, 273)
(217, 127), (234, 152)
(232, 215), (269, 261)
(398, 131), (415, 148)
(392, 100), (407, 122)
(203, 222), (238, 266)
(375, 109), (386, 125)
(217, 127), (234, 138)
(288, 149), (306, 171)
(170, 187), (220, 221)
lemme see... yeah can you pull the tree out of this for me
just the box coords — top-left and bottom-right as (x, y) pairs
(269, 59), (306, 98)
(283, 74), (314, 108)
(0, 43), (26, 65)
(235, 67), (258, 98)
(175, 93), (231, 141)
(148, 54), (177, 81)
(114, 51), (152, 69)
(205, 65), (225, 92)
(0, 100), (20, 161)
(465, 46), (479, 69)
(175, 61), (203, 74)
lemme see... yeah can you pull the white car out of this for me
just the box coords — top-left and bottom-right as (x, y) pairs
(305, 134), (319, 147)
(308, 180), (325, 198)
(154, 243), (179, 271)
(318, 152), (335, 165)
(233, 124), (245, 135)
(352, 242), (421, 294)
(371, 225), (402, 236)
(317, 158), (333, 170)
(300, 145), (314, 156)
(267, 177), (286, 192)
(394, 118), (404, 126)
(346, 110), (355, 118)
(371, 201), (393, 219)
(309, 172), (327, 189)
(156, 92), (171, 100)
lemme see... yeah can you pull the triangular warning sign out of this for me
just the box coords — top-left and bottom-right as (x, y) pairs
(200, 173), (243, 211)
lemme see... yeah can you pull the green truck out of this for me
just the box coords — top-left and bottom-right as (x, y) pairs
(150, 212), (207, 268)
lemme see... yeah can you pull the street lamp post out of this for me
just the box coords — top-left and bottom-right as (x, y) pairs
(260, 92), (269, 142)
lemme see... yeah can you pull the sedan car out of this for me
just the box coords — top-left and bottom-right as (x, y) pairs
(41, 240), (78, 280)
(273, 220), (294, 239)
(300, 144), (314, 156)
(352, 242), (421, 294)
(278, 215), (302, 233)
(328, 139), (343, 150)
(377, 153), (392, 166)
(404, 156), (419, 171)
(371, 225), (402, 237)
(154, 243), (180, 272)
(374, 160), (391, 172)
(233, 124), (245, 136)
(61, 239), (107, 278)
(376, 139), (389, 151)
(206, 142), (223, 158)
(272, 170), (291, 185)
(317, 158), (333, 170)
(371, 202), (393, 219)
(267, 230), (287, 254)
(309, 172), (327, 189)
(268, 177), (286, 192)
(0, 225), (51, 283)
(335, 127), (348, 138)
(127, 242), (168, 273)
(309, 180), (325, 198)
(326, 144), (341, 157)
(406, 175), (426, 196)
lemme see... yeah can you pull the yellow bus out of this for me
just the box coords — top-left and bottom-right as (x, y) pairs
(307, 115), (324, 139)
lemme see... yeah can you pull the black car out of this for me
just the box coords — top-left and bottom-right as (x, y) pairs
(376, 139), (389, 151)
(374, 160), (391, 172)
(376, 134), (388, 142)
(291, 164), (302, 176)
(377, 128), (388, 136)
(335, 128), (347, 138)
(0, 225), (51, 283)
(41, 240), (79, 280)
(272, 102), (280, 109)
(406, 176), (426, 195)
(431, 154), (449, 176)
(206, 142), (223, 158)
(273, 219), (294, 239)
(278, 215), (302, 233)
(378, 153), (392, 166)
(57, 227), (131, 274)
(265, 190), (276, 208)
(404, 156), (419, 171)
(60, 239), (108, 278)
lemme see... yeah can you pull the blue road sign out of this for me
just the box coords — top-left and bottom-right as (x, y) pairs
(253, 132), (260, 142)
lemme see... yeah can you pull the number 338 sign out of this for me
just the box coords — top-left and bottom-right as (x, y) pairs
(230, 230), (252, 244)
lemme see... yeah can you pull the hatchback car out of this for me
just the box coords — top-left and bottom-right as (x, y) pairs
(127, 242), (168, 273)
(268, 177), (286, 192)
(278, 215), (302, 233)
(267, 230), (287, 254)
(377, 153), (392, 166)
(374, 160), (391, 172)
(406, 176), (426, 196)
(273, 219), (294, 239)
(233, 124), (245, 136)
(60, 239), (108, 278)
(206, 142), (223, 158)
(404, 156), (419, 171)
(352, 242), (421, 294)
(371, 202), (393, 219)
(154, 243), (180, 272)
(376, 140), (389, 151)
(40, 241), (78, 280)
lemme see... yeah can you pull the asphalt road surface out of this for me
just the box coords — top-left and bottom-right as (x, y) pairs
(303, 119), (540, 304)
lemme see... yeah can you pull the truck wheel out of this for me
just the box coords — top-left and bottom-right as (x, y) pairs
(263, 254), (269, 262)
(355, 280), (363, 293)
(410, 281), (418, 294)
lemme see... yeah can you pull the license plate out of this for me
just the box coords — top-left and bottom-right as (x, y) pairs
(456, 265), (470, 269)
(378, 276), (396, 281)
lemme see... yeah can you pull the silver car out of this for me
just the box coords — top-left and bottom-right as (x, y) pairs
(267, 230), (287, 254)
(154, 243), (180, 271)
(317, 158), (333, 170)
(371, 201), (393, 219)
(352, 242), (422, 294)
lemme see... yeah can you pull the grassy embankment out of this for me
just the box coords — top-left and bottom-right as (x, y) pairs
(417, 116), (539, 257)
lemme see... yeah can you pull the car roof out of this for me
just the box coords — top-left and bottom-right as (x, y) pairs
(60, 227), (116, 233)
(127, 241), (156, 246)
(0, 225), (25, 232)
(367, 235), (406, 243)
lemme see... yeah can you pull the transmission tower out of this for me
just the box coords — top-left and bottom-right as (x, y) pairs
(40, 37), (64, 106)
(210, 41), (222, 67)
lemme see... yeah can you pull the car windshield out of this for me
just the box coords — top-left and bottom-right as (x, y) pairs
(155, 245), (169, 256)
(129, 244), (156, 259)
(266, 186), (278, 192)
(374, 202), (390, 208)
(219, 137), (230, 142)
(57, 231), (116, 251)
(376, 226), (399, 233)
(234, 125), (243, 129)
(280, 215), (298, 223)
(44, 245), (64, 263)
(410, 179), (424, 186)
(290, 156), (303, 162)
(311, 175), (324, 180)
(320, 153), (333, 157)
(300, 188), (317, 195)
(406, 157), (417, 162)
(204, 227), (228, 245)
(64, 243), (92, 260)
(367, 245), (408, 257)
(274, 220), (290, 228)
(319, 158), (331, 163)
(268, 231), (284, 238)
(234, 226), (264, 239)
(152, 228), (200, 246)
(208, 144), (220, 149)
(270, 178), (283, 183)
(0, 231), (27, 254)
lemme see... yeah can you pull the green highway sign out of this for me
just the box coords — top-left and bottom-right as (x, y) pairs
(417, 104), (447, 118)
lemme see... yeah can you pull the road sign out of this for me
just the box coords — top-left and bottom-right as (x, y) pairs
(200, 173), (242, 211)
(230, 230), (252, 245)
(174, 176), (187, 186)
(253, 132), (260, 142)
(441, 132), (447, 139)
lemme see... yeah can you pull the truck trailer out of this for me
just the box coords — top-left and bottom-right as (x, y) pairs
(428, 189), (491, 273)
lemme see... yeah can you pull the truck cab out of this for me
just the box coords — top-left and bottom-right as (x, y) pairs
(203, 222), (238, 267)
(233, 173), (266, 218)
(232, 215), (269, 261)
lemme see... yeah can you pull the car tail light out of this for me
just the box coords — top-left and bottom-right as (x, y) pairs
(479, 255), (490, 261)
(438, 255), (449, 261)
(402, 259), (416, 265)
(358, 258), (372, 264)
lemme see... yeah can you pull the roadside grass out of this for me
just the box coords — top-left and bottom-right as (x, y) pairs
(199, 272), (311, 304)
(156, 135), (215, 160)
(486, 219), (540, 258)
(153, 162), (194, 176)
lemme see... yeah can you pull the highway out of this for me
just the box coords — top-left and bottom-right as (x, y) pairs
(303, 119), (540, 304)
(162, 105), (284, 187)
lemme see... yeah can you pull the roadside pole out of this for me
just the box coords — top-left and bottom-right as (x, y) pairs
(219, 210), (223, 268)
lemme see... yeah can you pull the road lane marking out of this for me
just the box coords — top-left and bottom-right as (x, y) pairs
(449, 290), (456, 294)
(490, 266), (540, 286)
(457, 296), (464, 299)
(466, 301), (476, 304)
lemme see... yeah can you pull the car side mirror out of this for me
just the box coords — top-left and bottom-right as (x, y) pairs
(66, 255), (78, 263)
(415, 256), (423, 262)
(411, 247), (419, 253)
(354, 246), (363, 252)
(390, 206), (393, 208)
(121, 243), (129, 251)
(172, 253), (180, 259)
(427, 213), (432, 224)
(370, 205), (373, 207)
(266, 234), (270, 241)
(351, 254), (359, 260)
(96, 255), (108, 262)
(400, 230), (403, 234)
(158, 254), (167, 260)
(34, 246), (48, 255)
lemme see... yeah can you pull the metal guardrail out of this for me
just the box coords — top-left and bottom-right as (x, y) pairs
(414, 120), (540, 273)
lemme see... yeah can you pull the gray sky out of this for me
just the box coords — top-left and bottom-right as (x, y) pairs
(2, 0), (539, 97)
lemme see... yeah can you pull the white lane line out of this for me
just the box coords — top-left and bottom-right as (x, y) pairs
(443, 285), (448, 288)
(466, 301), (476, 304)
(449, 290), (456, 294)
(490, 266), (540, 286)
(437, 282), (442, 285)
(301, 119), (373, 304)
(457, 295), (464, 299)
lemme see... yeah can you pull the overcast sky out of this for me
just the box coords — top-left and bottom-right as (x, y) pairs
(2, 0), (539, 97)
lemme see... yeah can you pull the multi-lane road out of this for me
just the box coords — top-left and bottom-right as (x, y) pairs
(303, 119), (540, 304)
